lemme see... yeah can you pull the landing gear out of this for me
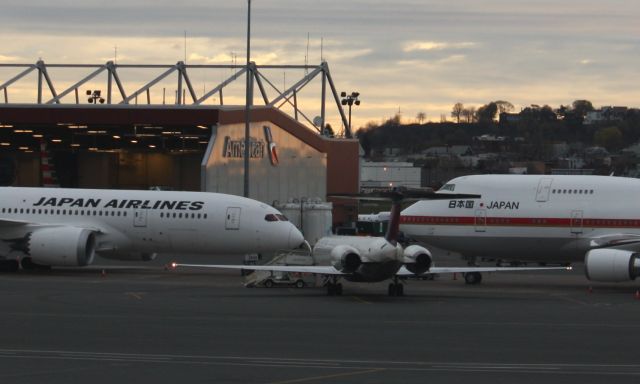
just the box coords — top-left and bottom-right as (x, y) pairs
(0, 259), (19, 272)
(326, 277), (343, 296)
(20, 257), (51, 271)
(464, 272), (482, 285)
(388, 277), (404, 297)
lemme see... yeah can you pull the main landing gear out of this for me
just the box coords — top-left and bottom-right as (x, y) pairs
(326, 277), (343, 296)
(388, 277), (404, 297)
(463, 272), (483, 285)
(0, 259), (19, 272)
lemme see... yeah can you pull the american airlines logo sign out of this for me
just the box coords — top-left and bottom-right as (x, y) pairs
(221, 125), (279, 167)
(222, 137), (265, 159)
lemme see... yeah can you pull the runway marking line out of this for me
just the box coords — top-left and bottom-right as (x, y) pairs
(267, 368), (384, 384)
(125, 292), (145, 300)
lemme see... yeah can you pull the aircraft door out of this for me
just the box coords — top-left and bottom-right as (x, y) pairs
(570, 210), (583, 234)
(225, 207), (241, 230)
(474, 209), (487, 232)
(133, 210), (147, 227)
(536, 178), (553, 202)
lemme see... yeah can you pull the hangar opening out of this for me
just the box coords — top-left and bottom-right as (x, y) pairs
(0, 104), (359, 226)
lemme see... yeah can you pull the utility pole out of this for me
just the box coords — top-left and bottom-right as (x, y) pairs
(243, 0), (252, 197)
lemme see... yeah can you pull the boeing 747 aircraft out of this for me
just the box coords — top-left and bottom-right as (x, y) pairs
(400, 174), (640, 283)
(0, 187), (304, 272)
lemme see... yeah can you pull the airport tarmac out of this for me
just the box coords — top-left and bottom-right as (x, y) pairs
(1, 255), (640, 384)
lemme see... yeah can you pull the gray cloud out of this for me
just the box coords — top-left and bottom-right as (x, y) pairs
(0, 0), (638, 127)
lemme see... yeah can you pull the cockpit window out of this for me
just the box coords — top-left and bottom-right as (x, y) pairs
(265, 214), (289, 222)
(440, 184), (455, 192)
(265, 214), (278, 222)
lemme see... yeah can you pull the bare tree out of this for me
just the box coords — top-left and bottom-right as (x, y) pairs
(416, 111), (426, 124)
(461, 106), (477, 123)
(451, 102), (464, 123)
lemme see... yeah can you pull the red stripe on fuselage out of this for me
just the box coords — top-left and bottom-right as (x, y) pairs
(400, 215), (640, 228)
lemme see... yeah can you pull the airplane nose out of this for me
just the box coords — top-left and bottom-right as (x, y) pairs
(288, 225), (305, 249)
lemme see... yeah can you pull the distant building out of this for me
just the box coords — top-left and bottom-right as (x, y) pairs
(421, 145), (472, 157)
(360, 161), (421, 191)
(584, 106), (628, 125)
(499, 112), (522, 124)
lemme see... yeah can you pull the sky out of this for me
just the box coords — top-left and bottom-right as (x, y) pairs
(0, 0), (639, 132)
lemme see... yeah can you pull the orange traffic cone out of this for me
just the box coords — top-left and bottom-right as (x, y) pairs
(635, 290), (640, 300)
(101, 269), (106, 277)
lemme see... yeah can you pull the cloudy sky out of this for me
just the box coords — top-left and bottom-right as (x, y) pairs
(1, 0), (638, 131)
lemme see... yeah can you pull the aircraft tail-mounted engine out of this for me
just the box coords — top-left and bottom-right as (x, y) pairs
(403, 245), (433, 275)
(27, 227), (96, 267)
(585, 249), (640, 282)
(330, 245), (362, 273)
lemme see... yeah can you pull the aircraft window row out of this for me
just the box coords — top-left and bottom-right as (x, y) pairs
(552, 189), (594, 195)
(1, 207), (128, 217)
(264, 214), (289, 222)
(160, 212), (208, 219)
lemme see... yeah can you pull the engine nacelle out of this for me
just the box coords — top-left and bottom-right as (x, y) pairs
(330, 245), (362, 273)
(584, 249), (640, 282)
(403, 245), (433, 275)
(28, 227), (96, 267)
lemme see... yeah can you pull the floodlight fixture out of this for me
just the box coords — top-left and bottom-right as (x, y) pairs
(340, 90), (361, 133)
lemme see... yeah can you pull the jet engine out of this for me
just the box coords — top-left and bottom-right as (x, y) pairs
(330, 245), (362, 273)
(403, 245), (433, 275)
(27, 227), (96, 267)
(584, 249), (640, 282)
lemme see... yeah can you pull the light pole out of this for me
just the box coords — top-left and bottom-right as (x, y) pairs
(341, 91), (360, 133)
(243, 0), (252, 198)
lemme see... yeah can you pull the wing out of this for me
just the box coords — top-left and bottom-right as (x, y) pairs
(588, 234), (640, 249)
(396, 265), (571, 276)
(172, 263), (346, 275)
(0, 218), (30, 227)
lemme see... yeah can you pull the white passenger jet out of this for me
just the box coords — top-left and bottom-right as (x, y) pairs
(400, 174), (640, 284)
(174, 188), (568, 296)
(0, 187), (304, 272)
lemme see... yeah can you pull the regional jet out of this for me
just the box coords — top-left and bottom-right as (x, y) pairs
(400, 174), (640, 284)
(0, 187), (304, 272)
(174, 188), (567, 296)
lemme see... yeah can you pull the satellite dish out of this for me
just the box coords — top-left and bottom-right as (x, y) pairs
(313, 116), (323, 128)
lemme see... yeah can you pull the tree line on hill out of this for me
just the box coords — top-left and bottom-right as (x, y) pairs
(356, 100), (640, 159)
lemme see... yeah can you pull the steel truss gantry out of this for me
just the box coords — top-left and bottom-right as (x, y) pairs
(0, 60), (352, 137)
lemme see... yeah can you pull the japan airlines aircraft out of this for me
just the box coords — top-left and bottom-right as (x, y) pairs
(400, 174), (640, 284)
(0, 187), (304, 272)
(174, 189), (568, 296)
